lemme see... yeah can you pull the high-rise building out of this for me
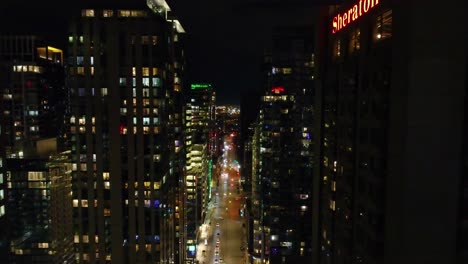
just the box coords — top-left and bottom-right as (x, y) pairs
(0, 35), (66, 157)
(0, 57), (5, 261)
(5, 142), (74, 264)
(0, 116), (6, 263)
(249, 26), (315, 264)
(184, 83), (216, 259)
(0, 35), (69, 263)
(161, 17), (187, 264)
(67, 1), (186, 263)
(183, 83), (215, 261)
(315, 1), (467, 263)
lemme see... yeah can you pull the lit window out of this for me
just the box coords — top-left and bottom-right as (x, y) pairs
(374, 10), (392, 41)
(103, 10), (113, 17)
(131, 10), (146, 17)
(119, 77), (126, 86)
(152, 77), (161, 87)
(118, 10), (131, 17)
(82, 9), (95, 17)
(143, 78), (150, 87)
(101, 88), (108, 96)
(333, 39), (341, 58)
(349, 29), (360, 53)
(142, 67), (150, 76)
(77, 67), (85, 75)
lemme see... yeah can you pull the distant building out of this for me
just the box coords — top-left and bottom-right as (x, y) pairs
(250, 26), (315, 264)
(184, 83), (215, 261)
(67, 1), (186, 263)
(215, 105), (240, 158)
(316, 1), (467, 264)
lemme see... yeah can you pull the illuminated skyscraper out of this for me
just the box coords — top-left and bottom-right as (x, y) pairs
(316, 1), (467, 264)
(67, 1), (186, 263)
(5, 143), (74, 264)
(0, 35), (70, 263)
(0, 36), (66, 158)
(184, 83), (215, 261)
(250, 26), (315, 264)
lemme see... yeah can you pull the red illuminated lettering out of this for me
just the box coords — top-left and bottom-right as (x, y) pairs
(332, 16), (338, 33)
(331, 0), (381, 34)
(352, 5), (358, 20)
(338, 14), (343, 30)
(364, 0), (370, 12)
(271, 87), (285, 94)
(359, 0), (363, 16)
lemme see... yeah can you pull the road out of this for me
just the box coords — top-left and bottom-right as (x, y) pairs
(197, 135), (247, 264)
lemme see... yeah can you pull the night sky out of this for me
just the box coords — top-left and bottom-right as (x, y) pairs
(168, 0), (322, 104)
(0, 0), (338, 104)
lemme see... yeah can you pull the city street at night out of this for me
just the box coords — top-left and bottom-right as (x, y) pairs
(197, 134), (246, 264)
(0, 1), (465, 264)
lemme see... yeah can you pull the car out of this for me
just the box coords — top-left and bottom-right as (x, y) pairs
(214, 259), (219, 264)
(216, 222), (220, 227)
(219, 258), (224, 263)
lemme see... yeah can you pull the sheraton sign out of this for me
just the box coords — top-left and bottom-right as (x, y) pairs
(332, 0), (380, 34)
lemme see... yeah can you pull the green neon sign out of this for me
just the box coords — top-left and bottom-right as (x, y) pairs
(191, 83), (212, 90)
(208, 160), (213, 200)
